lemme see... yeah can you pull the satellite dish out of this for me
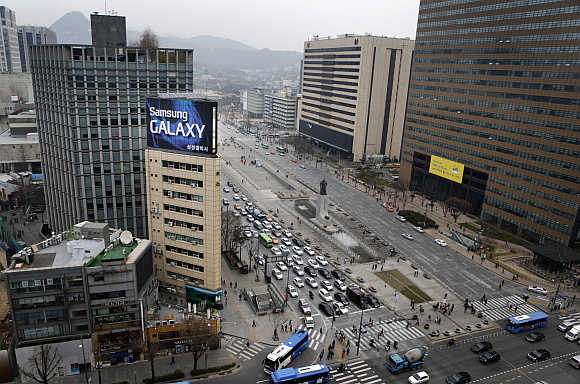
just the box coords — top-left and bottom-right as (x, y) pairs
(120, 230), (133, 245)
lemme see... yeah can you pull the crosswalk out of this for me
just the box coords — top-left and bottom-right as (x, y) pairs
(226, 339), (266, 360)
(330, 359), (384, 384)
(296, 325), (325, 352)
(338, 319), (425, 351)
(559, 312), (580, 321)
(471, 295), (538, 321)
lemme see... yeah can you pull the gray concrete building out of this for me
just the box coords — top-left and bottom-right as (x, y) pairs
(242, 88), (265, 118)
(298, 35), (414, 162)
(264, 89), (297, 131)
(0, 6), (21, 72)
(30, 15), (194, 237)
(16, 25), (57, 73)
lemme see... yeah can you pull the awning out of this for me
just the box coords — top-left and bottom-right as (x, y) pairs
(186, 285), (222, 296)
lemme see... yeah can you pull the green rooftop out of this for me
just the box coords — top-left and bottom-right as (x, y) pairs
(86, 241), (138, 267)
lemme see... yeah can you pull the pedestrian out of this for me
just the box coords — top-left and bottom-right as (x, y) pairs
(347, 348), (350, 356)
(451, 304), (454, 313)
(319, 351), (324, 362)
(342, 350), (345, 359)
(171, 355), (175, 365)
(230, 282), (232, 288)
(252, 320), (256, 327)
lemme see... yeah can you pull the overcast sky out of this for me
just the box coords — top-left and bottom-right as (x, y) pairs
(4, 0), (420, 51)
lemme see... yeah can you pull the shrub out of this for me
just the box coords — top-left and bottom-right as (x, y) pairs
(398, 210), (437, 229)
(143, 370), (185, 384)
(191, 362), (237, 377)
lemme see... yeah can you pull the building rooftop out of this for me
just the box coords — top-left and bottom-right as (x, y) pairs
(86, 240), (139, 267)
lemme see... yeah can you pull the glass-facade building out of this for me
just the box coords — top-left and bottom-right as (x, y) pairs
(30, 45), (194, 238)
(401, 0), (580, 246)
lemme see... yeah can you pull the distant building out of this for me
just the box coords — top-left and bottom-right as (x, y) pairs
(0, 6), (21, 72)
(264, 89), (297, 131)
(0, 73), (34, 116)
(16, 25), (57, 72)
(243, 88), (265, 118)
(298, 35), (414, 162)
(0, 110), (40, 173)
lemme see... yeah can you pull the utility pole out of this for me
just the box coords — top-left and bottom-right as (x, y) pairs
(356, 307), (364, 356)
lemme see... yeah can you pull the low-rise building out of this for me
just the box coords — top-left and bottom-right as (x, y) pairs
(264, 89), (297, 131)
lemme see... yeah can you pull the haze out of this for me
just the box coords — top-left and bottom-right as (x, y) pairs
(4, 0), (420, 51)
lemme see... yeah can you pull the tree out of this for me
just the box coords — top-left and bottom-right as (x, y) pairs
(440, 199), (450, 218)
(182, 317), (219, 371)
(138, 28), (159, 49)
(447, 197), (471, 223)
(221, 210), (240, 252)
(21, 344), (62, 384)
(392, 182), (409, 210)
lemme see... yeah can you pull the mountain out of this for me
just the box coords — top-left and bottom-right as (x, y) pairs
(50, 11), (301, 71)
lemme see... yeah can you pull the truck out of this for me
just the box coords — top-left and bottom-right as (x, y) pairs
(386, 347), (428, 374)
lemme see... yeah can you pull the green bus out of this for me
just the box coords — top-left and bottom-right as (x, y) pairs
(259, 233), (273, 248)
(276, 146), (287, 153)
(262, 143), (269, 149)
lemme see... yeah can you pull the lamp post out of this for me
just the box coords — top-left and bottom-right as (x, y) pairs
(356, 307), (364, 356)
(79, 341), (89, 384)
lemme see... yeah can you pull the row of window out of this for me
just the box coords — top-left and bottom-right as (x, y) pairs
(161, 160), (203, 172)
(417, 19), (580, 38)
(165, 257), (204, 273)
(303, 82), (358, 94)
(412, 57), (580, 67)
(162, 175), (203, 188)
(303, 101), (356, 117)
(416, 45), (580, 55)
(301, 114), (354, 134)
(416, 32), (580, 47)
(165, 271), (203, 287)
(412, 65), (580, 81)
(303, 66), (360, 73)
(419, 0), (566, 19)
(304, 54), (361, 59)
(165, 244), (204, 260)
(304, 60), (361, 66)
(164, 217), (203, 232)
(304, 46), (361, 53)
(303, 76), (359, 87)
(302, 108), (355, 125)
(303, 71), (359, 80)
(163, 189), (203, 203)
(302, 87), (358, 101)
(163, 204), (203, 217)
(494, 166), (578, 198)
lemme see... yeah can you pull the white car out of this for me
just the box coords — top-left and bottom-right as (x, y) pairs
(434, 239), (448, 247)
(292, 246), (304, 256)
(319, 288), (332, 302)
(293, 277), (304, 288)
(241, 195), (248, 201)
(273, 223), (282, 230)
(334, 280), (347, 291)
(247, 215), (255, 222)
(321, 280), (333, 291)
(244, 230), (252, 238)
(315, 255), (328, 266)
(398, 215), (406, 222)
(402, 233), (414, 241)
(292, 255), (304, 265)
(305, 277), (318, 288)
(528, 286), (548, 295)
(222, 199), (229, 206)
(246, 201), (253, 207)
(413, 226), (425, 233)
(251, 230), (259, 238)
(285, 256), (294, 267)
(281, 237), (292, 247)
(287, 285), (298, 298)
(293, 265), (304, 276)
(271, 247), (282, 256)
(223, 187), (230, 193)
(283, 230), (293, 238)
(276, 261), (287, 271)
(232, 194), (240, 201)
(304, 316), (315, 329)
(272, 268), (283, 280)
(241, 209), (248, 216)
(304, 247), (316, 256)
(308, 258), (320, 269)
(408, 371), (429, 384)
(263, 222), (272, 230)
(333, 301), (348, 315)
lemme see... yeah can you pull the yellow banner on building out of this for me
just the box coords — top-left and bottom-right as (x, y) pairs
(429, 155), (464, 184)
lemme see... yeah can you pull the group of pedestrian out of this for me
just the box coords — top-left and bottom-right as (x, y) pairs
(413, 270), (420, 277)
(499, 279), (505, 289)
(481, 294), (488, 305)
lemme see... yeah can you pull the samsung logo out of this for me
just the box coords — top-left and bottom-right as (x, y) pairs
(149, 106), (188, 121)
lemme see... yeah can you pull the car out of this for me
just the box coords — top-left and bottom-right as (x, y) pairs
(251, 230), (259, 238)
(293, 277), (304, 288)
(304, 266), (317, 277)
(445, 372), (471, 384)
(273, 223), (282, 230)
(247, 215), (255, 222)
(315, 255), (328, 266)
(389, 247), (398, 254)
(281, 237), (292, 246)
(471, 341), (492, 354)
(528, 286), (548, 295)
(227, 181), (233, 187)
(334, 292), (350, 306)
(525, 331), (546, 343)
(262, 222), (273, 230)
(292, 238), (304, 247)
(285, 256), (294, 267)
(279, 245), (290, 256)
(319, 302), (334, 316)
(233, 187), (240, 193)
(569, 354), (580, 369)
(345, 268), (353, 274)
(398, 215), (406, 222)
(334, 280), (347, 291)
(241, 195), (248, 201)
(321, 280), (333, 291)
(276, 261), (287, 271)
(244, 230), (252, 238)
(319, 288), (332, 302)
(304, 247), (316, 256)
(402, 233), (414, 240)
(271, 237), (279, 245)
(369, 286), (377, 293)
(265, 215), (273, 222)
(287, 285), (298, 298)
(233, 203), (241, 210)
(283, 230), (293, 238)
(262, 229), (272, 236)
(232, 194), (240, 201)
(292, 254), (304, 265)
(408, 371), (430, 384)
(413, 226), (425, 233)
(233, 212), (241, 217)
(298, 298), (311, 315)
(273, 230), (283, 238)
(222, 199), (229, 206)
(527, 349), (550, 362)
(434, 238), (448, 247)
(246, 201), (253, 207)
(223, 187), (230, 193)
(356, 276), (365, 283)
(304, 316), (315, 329)
(366, 295), (381, 308)
(333, 301), (348, 315)
(308, 259), (320, 269)
(386, 205), (395, 213)
(241, 209), (248, 215)
(305, 277), (318, 288)
(255, 255), (265, 266)
(292, 246), (304, 256)
(272, 268), (283, 280)
(331, 270), (345, 281)
(479, 350), (500, 364)
(271, 247), (282, 256)
(293, 265), (304, 276)
(317, 268), (331, 279)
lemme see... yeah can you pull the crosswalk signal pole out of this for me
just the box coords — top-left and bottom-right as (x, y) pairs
(356, 307), (364, 356)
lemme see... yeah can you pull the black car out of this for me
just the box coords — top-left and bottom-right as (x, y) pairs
(528, 349), (550, 362)
(331, 269), (345, 281)
(471, 341), (492, 354)
(319, 302), (334, 317)
(389, 248), (398, 254)
(304, 266), (317, 277)
(525, 331), (545, 343)
(366, 295), (381, 308)
(479, 350), (500, 364)
(319, 268), (331, 279)
(334, 292), (350, 306)
(292, 238), (304, 247)
(445, 371), (471, 384)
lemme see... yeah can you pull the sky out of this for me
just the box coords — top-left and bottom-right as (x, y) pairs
(4, 0), (421, 51)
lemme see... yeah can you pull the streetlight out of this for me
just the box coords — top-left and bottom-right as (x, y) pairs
(79, 341), (89, 384)
(356, 306), (364, 356)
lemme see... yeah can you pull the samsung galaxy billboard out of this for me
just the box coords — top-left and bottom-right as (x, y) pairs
(146, 98), (217, 154)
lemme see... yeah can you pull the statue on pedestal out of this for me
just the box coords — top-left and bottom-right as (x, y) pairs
(320, 179), (327, 195)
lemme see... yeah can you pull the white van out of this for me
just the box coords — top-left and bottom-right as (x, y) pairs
(565, 325), (580, 341)
(558, 319), (580, 332)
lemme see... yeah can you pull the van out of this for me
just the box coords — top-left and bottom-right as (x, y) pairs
(564, 325), (580, 341)
(558, 319), (580, 332)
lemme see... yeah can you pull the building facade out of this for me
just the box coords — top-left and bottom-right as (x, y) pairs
(30, 15), (194, 238)
(401, 0), (580, 247)
(264, 89), (297, 131)
(0, 6), (21, 72)
(298, 35), (414, 162)
(243, 88), (265, 118)
(17, 25), (57, 73)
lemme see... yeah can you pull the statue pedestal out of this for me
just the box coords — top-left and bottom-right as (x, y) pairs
(317, 195), (328, 220)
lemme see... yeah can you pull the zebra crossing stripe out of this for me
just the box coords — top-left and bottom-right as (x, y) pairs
(361, 374), (379, 382)
(347, 360), (366, 368)
(228, 344), (242, 353)
(240, 351), (254, 360)
(337, 378), (357, 384)
(226, 347), (239, 355)
(365, 379), (383, 384)
(352, 367), (372, 374)
(248, 345), (262, 354)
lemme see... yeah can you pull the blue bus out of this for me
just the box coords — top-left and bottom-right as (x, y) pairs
(506, 311), (548, 333)
(270, 363), (330, 384)
(263, 330), (309, 374)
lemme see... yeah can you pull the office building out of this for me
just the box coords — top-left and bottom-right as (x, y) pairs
(3, 221), (155, 366)
(298, 35), (414, 162)
(0, 110), (41, 173)
(17, 25), (57, 72)
(30, 15), (194, 238)
(0, 6), (21, 72)
(145, 96), (222, 308)
(401, 0), (580, 247)
(0, 72), (34, 115)
(242, 88), (265, 118)
(264, 89), (297, 131)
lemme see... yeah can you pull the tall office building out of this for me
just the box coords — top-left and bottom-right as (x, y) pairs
(145, 96), (222, 307)
(17, 25), (57, 72)
(242, 88), (265, 118)
(31, 14), (194, 238)
(401, 0), (580, 247)
(298, 35), (414, 162)
(0, 6), (22, 72)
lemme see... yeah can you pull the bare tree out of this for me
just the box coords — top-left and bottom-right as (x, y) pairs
(138, 28), (159, 49)
(392, 182), (409, 210)
(447, 197), (470, 223)
(21, 344), (62, 384)
(440, 199), (450, 218)
(221, 210), (241, 252)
